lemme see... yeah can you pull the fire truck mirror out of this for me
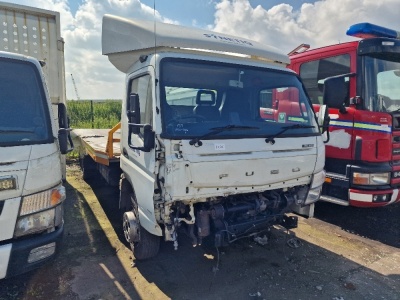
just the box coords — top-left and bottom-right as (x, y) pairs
(323, 76), (349, 109)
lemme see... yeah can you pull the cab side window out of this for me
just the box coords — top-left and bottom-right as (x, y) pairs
(129, 75), (152, 136)
(299, 54), (350, 105)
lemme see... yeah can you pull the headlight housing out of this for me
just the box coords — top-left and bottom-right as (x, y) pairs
(304, 170), (326, 205)
(20, 185), (65, 216)
(352, 172), (390, 185)
(14, 185), (65, 237)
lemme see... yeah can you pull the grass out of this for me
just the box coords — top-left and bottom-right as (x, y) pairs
(67, 100), (121, 129)
(66, 100), (121, 159)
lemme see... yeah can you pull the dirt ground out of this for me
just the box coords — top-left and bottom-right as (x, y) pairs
(1, 162), (399, 300)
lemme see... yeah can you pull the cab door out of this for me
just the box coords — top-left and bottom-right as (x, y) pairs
(295, 53), (357, 163)
(120, 68), (160, 236)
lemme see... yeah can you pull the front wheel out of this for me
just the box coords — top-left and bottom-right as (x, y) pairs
(120, 177), (160, 260)
(131, 225), (160, 260)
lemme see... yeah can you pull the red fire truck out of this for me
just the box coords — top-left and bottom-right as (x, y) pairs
(289, 23), (400, 207)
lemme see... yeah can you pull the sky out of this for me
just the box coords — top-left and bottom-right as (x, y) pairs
(3, 0), (400, 100)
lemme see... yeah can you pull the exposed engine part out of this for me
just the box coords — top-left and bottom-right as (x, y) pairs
(196, 209), (210, 246)
(164, 224), (175, 241)
(164, 225), (178, 250)
(176, 203), (195, 225)
(188, 224), (197, 247)
(166, 189), (302, 250)
(210, 204), (224, 220)
(163, 187), (307, 250)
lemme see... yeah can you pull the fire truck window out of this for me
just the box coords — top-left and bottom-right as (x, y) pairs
(299, 54), (350, 105)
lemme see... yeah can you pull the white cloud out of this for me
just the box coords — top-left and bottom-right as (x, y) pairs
(212, 0), (400, 53)
(62, 0), (174, 100)
(3, 0), (172, 100)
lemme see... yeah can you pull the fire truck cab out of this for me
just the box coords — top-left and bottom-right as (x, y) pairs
(289, 23), (400, 207)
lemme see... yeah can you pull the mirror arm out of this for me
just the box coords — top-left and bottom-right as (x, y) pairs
(339, 104), (347, 114)
(324, 129), (330, 144)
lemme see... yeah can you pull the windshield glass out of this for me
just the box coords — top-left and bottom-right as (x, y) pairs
(364, 55), (400, 113)
(0, 58), (52, 146)
(160, 58), (319, 140)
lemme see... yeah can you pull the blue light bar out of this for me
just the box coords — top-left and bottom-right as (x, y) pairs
(346, 23), (400, 39)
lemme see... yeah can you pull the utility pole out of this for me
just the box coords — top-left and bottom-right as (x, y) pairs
(70, 73), (80, 100)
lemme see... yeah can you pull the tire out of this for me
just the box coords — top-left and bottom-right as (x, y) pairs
(131, 225), (160, 260)
(120, 176), (160, 260)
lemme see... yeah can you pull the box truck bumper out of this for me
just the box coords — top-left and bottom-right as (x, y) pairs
(0, 223), (64, 279)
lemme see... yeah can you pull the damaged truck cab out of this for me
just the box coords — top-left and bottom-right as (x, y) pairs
(102, 15), (327, 259)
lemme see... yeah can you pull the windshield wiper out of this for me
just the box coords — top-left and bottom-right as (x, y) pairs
(265, 124), (315, 145)
(189, 124), (259, 146)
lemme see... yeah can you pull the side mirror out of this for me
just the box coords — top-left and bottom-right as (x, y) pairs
(323, 73), (355, 112)
(317, 104), (330, 143)
(317, 105), (329, 133)
(57, 103), (74, 153)
(58, 103), (69, 129)
(128, 93), (140, 134)
(58, 128), (72, 154)
(128, 123), (155, 152)
(323, 77), (347, 109)
(143, 124), (155, 151)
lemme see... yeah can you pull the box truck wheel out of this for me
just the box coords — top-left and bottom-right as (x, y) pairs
(120, 177), (160, 260)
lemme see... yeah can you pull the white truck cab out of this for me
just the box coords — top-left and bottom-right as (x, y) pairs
(102, 15), (327, 260)
(0, 3), (71, 278)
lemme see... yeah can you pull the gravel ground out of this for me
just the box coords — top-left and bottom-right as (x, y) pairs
(0, 163), (399, 300)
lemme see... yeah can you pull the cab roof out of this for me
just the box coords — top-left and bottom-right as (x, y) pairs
(102, 14), (290, 73)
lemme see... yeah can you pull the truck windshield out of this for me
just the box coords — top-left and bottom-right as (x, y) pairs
(364, 55), (400, 113)
(160, 58), (319, 140)
(0, 58), (52, 146)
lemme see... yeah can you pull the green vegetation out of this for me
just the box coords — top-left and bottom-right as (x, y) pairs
(67, 100), (121, 129)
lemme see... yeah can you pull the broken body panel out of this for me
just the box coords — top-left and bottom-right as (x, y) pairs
(99, 14), (327, 259)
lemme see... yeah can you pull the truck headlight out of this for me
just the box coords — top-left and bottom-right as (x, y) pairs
(352, 172), (390, 185)
(304, 170), (325, 205)
(20, 185), (65, 216)
(14, 185), (65, 237)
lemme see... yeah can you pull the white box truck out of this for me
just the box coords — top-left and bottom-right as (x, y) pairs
(0, 2), (72, 278)
(80, 15), (329, 260)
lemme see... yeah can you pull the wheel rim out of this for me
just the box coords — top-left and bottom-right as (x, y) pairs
(123, 213), (132, 243)
(123, 211), (140, 244)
